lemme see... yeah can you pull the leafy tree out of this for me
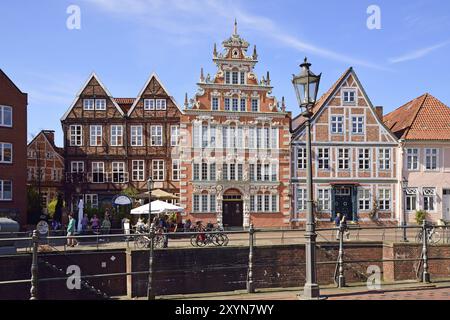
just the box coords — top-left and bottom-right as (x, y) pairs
(27, 186), (41, 224)
(415, 210), (428, 225)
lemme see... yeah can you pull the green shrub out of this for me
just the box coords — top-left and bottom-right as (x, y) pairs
(415, 210), (427, 225)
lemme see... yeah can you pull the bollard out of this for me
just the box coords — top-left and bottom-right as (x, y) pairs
(147, 223), (156, 300)
(30, 230), (39, 300)
(247, 224), (255, 293)
(337, 223), (346, 288)
(421, 220), (431, 283)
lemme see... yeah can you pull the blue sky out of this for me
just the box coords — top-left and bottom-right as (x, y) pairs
(1, 0), (450, 146)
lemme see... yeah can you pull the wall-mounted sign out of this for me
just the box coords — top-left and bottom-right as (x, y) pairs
(112, 195), (132, 206)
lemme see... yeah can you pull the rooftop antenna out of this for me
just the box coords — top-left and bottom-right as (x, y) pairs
(234, 18), (238, 35)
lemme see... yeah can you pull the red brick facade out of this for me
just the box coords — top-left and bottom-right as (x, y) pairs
(0, 69), (28, 225)
(27, 130), (64, 212)
(291, 68), (399, 225)
(179, 25), (292, 228)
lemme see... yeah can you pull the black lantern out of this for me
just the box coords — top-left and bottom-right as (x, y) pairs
(292, 57), (322, 115)
(401, 177), (408, 189)
(147, 177), (154, 192)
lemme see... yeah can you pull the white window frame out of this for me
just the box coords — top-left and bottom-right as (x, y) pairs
(343, 89), (357, 105)
(378, 148), (391, 171)
(423, 188), (436, 212)
(297, 147), (307, 170)
(378, 189), (391, 211)
(331, 116), (344, 134)
(71, 161), (84, 173)
(144, 99), (155, 110)
(0, 142), (13, 163)
(155, 99), (167, 110)
(317, 189), (331, 211)
(152, 160), (165, 181)
(110, 125), (123, 146)
(224, 98), (230, 111)
(338, 148), (350, 171)
(405, 188), (418, 212)
(251, 98), (259, 112)
(0, 180), (12, 201)
(89, 125), (102, 146)
(358, 148), (371, 171)
(358, 189), (371, 211)
(240, 98), (246, 112)
(150, 125), (163, 146)
(131, 125), (143, 146)
(95, 99), (106, 111)
(69, 125), (83, 146)
(112, 161), (127, 183)
(425, 148), (438, 171)
(83, 99), (94, 110)
(297, 188), (307, 211)
(132, 160), (145, 182)
(352, 116), (364, 134)
(171, 125), (180, 146)
(84, 194), (98, 208)
(317, 148), (330, 170)
(172, 159), (180, 181)
(0, 106), (13, 127)
(406, 148), (419, 171)
(91, 162), (105, 183)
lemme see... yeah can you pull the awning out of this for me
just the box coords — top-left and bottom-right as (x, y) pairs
(135, 189), (179, 200)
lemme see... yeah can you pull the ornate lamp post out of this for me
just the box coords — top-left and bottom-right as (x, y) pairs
(146, 177), (154, 300)
(401, 177), (409, 242)
(292, 57), (322, 300)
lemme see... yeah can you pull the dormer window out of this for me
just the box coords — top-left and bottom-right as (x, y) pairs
(144, 99), (155, 110)
(156, 99), (167, 110)
(343, 89), (357, 105)
(95, 99), (106, 110)
(83, 99), (94, 110)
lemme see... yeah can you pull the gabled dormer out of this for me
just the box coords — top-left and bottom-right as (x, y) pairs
(127, 73), (182, 118)
(60, 72), (124, 121)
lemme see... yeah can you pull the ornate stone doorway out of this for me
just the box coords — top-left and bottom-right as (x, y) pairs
(222, 189), (244, 228)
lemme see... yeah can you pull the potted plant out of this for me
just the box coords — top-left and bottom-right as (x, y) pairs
(415, 210), (427, 225)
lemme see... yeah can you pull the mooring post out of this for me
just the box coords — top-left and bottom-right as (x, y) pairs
(422, 220), (431, 283)
(247, 224), (255, 293)
(30, 230), (39, 300)
(338, 223), (346, 288)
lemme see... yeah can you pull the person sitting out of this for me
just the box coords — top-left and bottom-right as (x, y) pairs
(81, 214), (89, 233)
(184, 219), (192, 232)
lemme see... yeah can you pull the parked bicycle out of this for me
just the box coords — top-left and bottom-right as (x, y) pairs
(415, 225), (441, 245)
(190, 222), (229, 247)
(134, 227), (165, 249)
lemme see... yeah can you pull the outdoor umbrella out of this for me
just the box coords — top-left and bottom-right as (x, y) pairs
(130, 200), (184, 215)
(135, 189), (179, 201)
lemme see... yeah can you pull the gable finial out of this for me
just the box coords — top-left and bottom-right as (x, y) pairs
(213, 43), (217, 57)
(200, 67), (205, 82)
(184, 93), (189, 108)
(234, 18), (238, 35)
(253, 45), (258, 59)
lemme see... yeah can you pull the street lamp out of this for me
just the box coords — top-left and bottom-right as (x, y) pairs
(401, 177), (409, 242)
(146, 177), (154, 300)
(292, 57), (323, 300)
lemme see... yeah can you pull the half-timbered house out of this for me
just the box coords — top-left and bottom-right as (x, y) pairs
(291, 67), (400, 225)
(60, 73), (182, 210)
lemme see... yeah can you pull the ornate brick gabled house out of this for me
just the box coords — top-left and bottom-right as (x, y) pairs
(180, 23), (292, 229)
(27, 130), (64, 211)
(384, 94), (450, 223)
(61, 73), (182, 210)
(291, 67), (400, 225)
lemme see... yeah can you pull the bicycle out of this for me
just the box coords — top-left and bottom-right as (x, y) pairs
(134, 227), (166, 249)
(189, 222), (229, 247)
(415, 226), (441, 245)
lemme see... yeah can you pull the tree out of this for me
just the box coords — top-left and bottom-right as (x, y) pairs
(27, 186), (41, 224)
(123, 187), (139, 199)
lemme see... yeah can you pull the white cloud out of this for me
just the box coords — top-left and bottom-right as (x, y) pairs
(84, 0), (386, 70)
(389, 41), (450, 64)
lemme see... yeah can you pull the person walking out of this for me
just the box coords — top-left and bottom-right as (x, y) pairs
(335, 213), (342, 240)
(67, 213), (78, 247)
(101, 215), (112, 242)
(340, 215), (350, 240)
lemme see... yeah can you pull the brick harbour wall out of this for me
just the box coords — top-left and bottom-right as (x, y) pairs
(1, 243), (450, 299)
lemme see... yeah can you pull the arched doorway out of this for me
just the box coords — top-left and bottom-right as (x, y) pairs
(222, 189), (243, 228)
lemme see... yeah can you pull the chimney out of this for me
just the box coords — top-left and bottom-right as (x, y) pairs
(375, 106), (384, 119)
(43, 130), (55, 144)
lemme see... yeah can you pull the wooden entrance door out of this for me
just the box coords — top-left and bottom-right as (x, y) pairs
(222, 195), (243, 228)
(334, 187), (353, 221)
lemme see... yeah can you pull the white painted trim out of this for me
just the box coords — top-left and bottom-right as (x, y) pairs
(60, 72), (124, 121)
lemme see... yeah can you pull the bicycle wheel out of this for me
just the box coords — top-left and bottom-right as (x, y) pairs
(135, 236), (148, 249)
(190, 235), (198, 247)
(431, 232), (441, 244)
(196, 235), (208, 247)
(415, 232), (422, 244)
(154, 235), (164, 248)
(213, 234), (226, 246)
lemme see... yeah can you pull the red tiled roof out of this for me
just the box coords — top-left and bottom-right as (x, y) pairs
(383, 93), (450, 140)
(114, 98), (135, 114)
(291, 67), (352, 132)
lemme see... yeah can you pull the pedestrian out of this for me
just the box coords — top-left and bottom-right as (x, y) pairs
(67, 213), (78, 247)
(101, 215), (111, 242)
(335, 213), (342, 240)
(81, 213), (89, 233)
(90, 214), (100, 234)
(340, 215), (350, 240)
